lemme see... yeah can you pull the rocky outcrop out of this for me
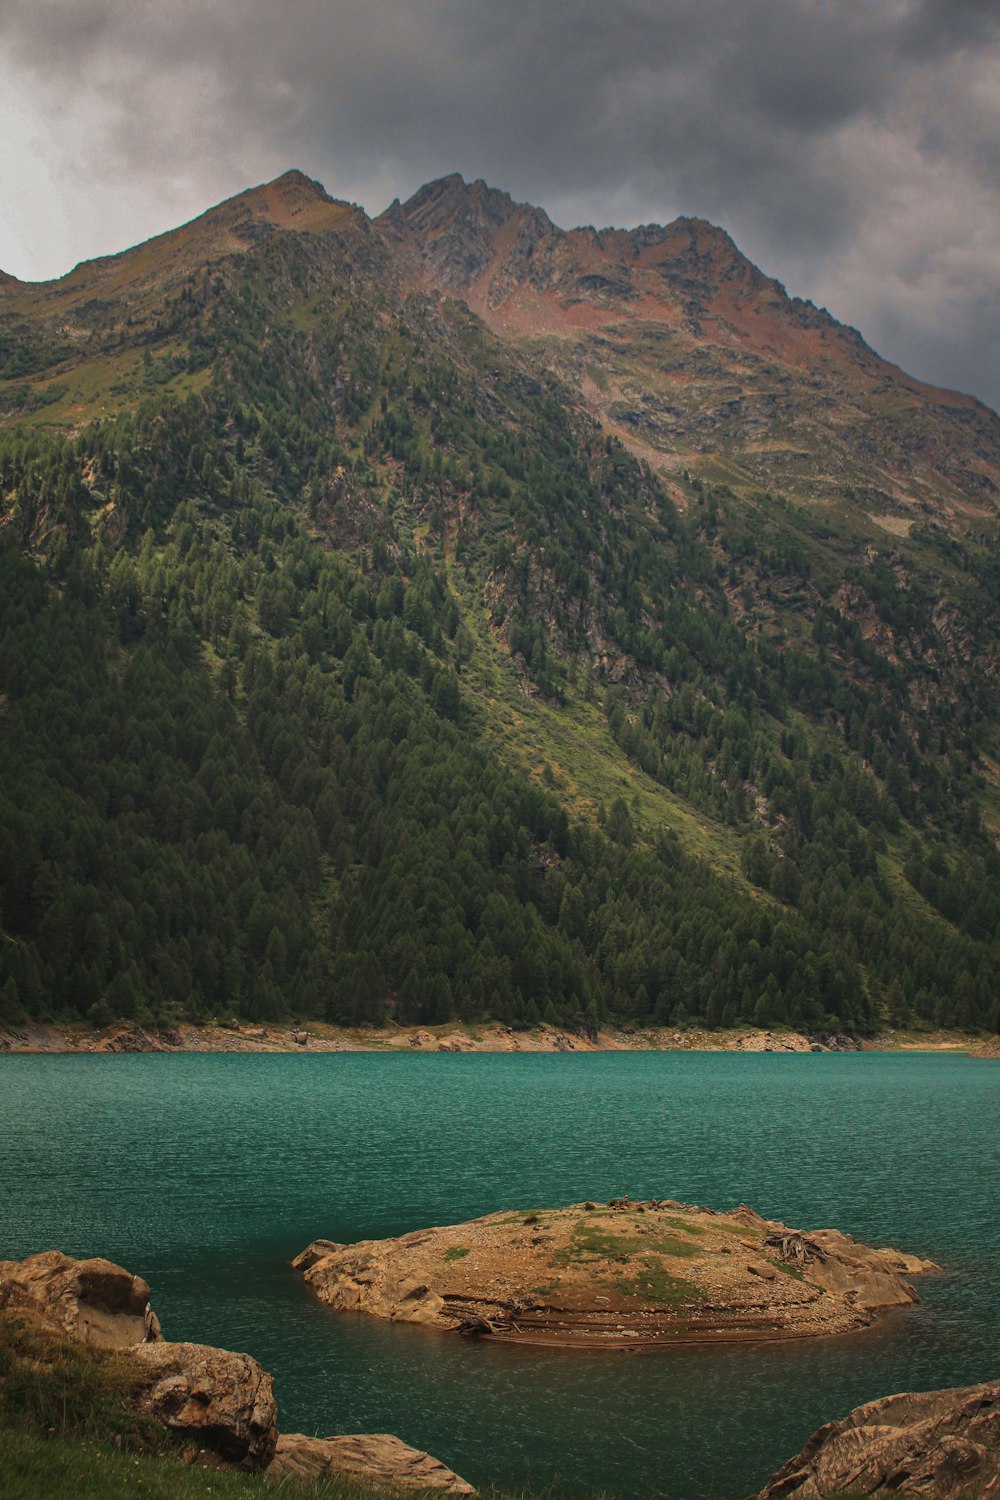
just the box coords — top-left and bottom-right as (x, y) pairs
(266, 1433), (476, 1494)
(0, 1250), (474, 1490)
(751, 1380), (1000, 1498)
(130, 1340), (277, 1471)
(0, 1249), (161, 1348)
(294, 1201), (936, 1349)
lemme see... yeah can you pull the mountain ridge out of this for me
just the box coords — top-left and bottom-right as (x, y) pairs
(378, 172), (1000, 527)
(377, 171), (984, 411)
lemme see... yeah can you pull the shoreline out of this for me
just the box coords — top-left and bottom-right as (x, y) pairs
(0, 1018), (985, 1056)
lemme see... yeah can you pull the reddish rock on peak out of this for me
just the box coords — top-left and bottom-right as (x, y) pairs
(377, 173), (1000, 522)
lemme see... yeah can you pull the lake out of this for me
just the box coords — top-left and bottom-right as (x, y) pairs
(0, 1051), (996, 1497)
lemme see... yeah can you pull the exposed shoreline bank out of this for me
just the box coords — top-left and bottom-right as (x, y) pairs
(0, 1018), (986, 1056)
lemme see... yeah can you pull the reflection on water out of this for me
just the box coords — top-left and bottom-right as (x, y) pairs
(1, 1051), (997, 1498)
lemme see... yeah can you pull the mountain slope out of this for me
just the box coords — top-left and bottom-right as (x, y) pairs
(379, 175), (1000, 528)
(0, 171), (997, 1037)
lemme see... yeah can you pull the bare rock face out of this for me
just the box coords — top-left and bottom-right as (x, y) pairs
(293, 1201), (936, 1349)
(130, 1340), (277, 1471)
(751, 1381), (1000, 1498)
(0, 1249), (161, 1348)
(795, 1227), (933, 1312)
(266, 1433), (477, 1495)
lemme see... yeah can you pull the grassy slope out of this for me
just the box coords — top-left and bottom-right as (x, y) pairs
(454, 571), (745, 876)
(0, 1316), (447, 1500)
(2, 1433), (392, 1500)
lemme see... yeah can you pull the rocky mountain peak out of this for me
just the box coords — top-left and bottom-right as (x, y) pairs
(383, 173), (554, 236)
(378, 174), (558, 294)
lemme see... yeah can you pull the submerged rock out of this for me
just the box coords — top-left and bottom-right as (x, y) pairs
(751, 1380), (1000, 1498)
(0, 1249), (161, 1348)
(130, 1340), (278, 1471)
(294, 1200), (936, 1349)
(267, 1433), (476, 1494)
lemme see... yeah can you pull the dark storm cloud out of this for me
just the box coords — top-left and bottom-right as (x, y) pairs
(3, 0), (1000, 407)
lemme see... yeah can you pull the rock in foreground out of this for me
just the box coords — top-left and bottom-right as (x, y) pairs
(294, 1200), (935, 1349)
(0, 1249), (161, 1348)
(131, 1340), (278, 1470)
(751, 1380), (1000, 1498)
(1, 1250), (472, 1488)
(267, 1433), (476, 1494)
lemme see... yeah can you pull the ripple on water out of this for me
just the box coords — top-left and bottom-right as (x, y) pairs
(0, 1050), (997, 1499)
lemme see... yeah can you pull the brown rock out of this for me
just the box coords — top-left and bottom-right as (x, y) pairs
(0, 1249), (161, 1348)
(129, 1340), (277, 1471)
(266, 1433), (476, 1495)
(751, 1380), (1000, 1498)
(290, 1238), (343, 1272)
(747, 1262), (777, 1280)
(803, 1229), (934, 1312)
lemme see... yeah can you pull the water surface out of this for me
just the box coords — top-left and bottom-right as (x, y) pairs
(1, 1051), (996, 1498)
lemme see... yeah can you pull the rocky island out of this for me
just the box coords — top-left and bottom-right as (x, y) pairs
(293, 1199), (935, 1349)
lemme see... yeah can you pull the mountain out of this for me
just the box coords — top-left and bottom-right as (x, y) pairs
(0, 170), (997, 1038)
(379, 175), (1000, 526)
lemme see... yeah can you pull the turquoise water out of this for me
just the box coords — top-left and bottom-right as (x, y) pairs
(0, 1052), (997, 1498)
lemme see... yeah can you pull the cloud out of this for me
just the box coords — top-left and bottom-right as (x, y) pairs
(2, 0), (1000, 407)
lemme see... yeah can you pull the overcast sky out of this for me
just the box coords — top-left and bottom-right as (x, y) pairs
(3, 0), (1000, 408)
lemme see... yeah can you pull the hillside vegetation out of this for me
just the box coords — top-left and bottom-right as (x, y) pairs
(1, 171), (998, 1037)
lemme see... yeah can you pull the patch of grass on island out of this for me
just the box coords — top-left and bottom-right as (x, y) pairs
(615, 1259), (699, 1307)
(774, 1260), (806, 1282)
(553, 1219), (703, 1269)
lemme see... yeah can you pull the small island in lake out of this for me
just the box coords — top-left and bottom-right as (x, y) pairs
(293, 1199), (936, 1349)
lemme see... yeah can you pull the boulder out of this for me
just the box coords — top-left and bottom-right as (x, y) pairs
(290, 1238), (343, 1272)
(751, 1380), (999, 1498)
(0, 1249), (161, 1348)
(266, 1432), (476, 1494)
(129, 1340), (277, 1471)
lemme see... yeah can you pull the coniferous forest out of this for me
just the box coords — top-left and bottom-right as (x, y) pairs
(1, 176), (998, 1037)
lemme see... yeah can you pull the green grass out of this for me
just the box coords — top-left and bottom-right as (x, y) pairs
(659, 1217), (705, 1237)
(0, 1431), (450, 1500)
(0, 1317), (163, 1453)
(0, 1317), (452, 1500)
(612, 1258), (699, 1307)
(552, 1221), (702, 1268)
(443, 1246), (471, 1262)
(451, 572), (747, 878)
